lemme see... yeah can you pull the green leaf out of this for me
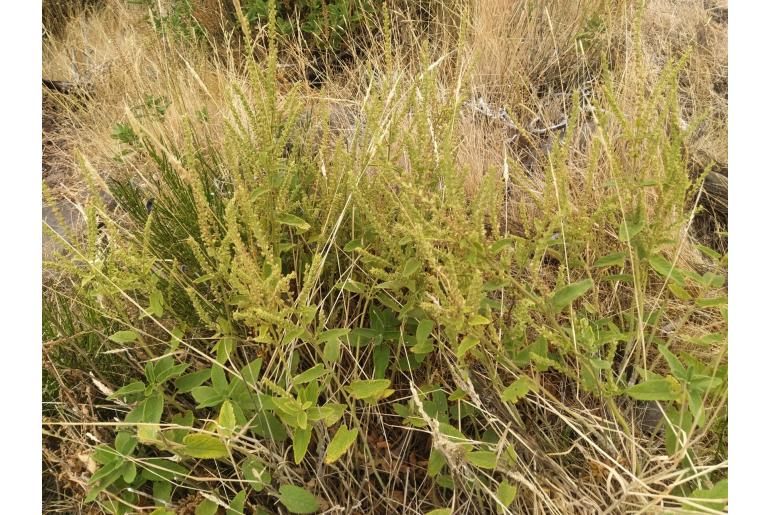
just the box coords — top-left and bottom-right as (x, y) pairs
(323, 337), (341, 362)
(657, 345), (686, 379)
(466, 450), (497, 469)
(277, 213), (311, 232)
(140, 458), (189, 482)
(228, 489), (247, 514)
(149, 290), (164, 317)
(121, 461), (137, 483)
(626, 377), (682, 401)
(496, 480), (518, 511)
(689, 479), (727, 511)
(490, 238), (513, 254)
(325, 424), (358, 464)
(318, 328), (350, 342)
(501, 377), (539, 404)
(293, 426), (312, 464)
(195, 499), (219, 515)
(427, 448), (446, 477)
(550, 279), (594, 312)
(241, 457), (271, 492)
(457, 335), (480, 358)
(191, 386), (224, 408)
(339, 278), (367, 294)
(695, 296), (727, 308)
(142, 392), (164, 423)
(109, 381), (146, 400)
(109, 330), (139, 344)
(668, 282), (692, 300)
(416, 319), (434, 347)
(211, 363), (229, 393)
(175, 369), (211, 393)
(346, 379), (392, 400)
(594, 252), (626, 268)
(115, 432), (137, 455)
(218, 400), (237, 435)
(425, 509), (452, 515)
(182, 433), (228, 459)
(618, 220), (643, 241)
(278, 484), (320, 514)
(403, 257), (421, 277)
(241, 358), (263, 384)
(293, 364), (328, 385)
(468, 314), (491, 326)
(649, 255), (685, 285)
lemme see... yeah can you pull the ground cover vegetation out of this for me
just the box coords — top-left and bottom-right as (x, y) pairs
(42, 0), (728, 512)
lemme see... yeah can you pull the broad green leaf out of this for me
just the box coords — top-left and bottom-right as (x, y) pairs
(468, 314), (491, 326)
(195, 499), (218, 515)
(293, 426), (312, 464)
(191, 386), (224, 408)
(427, 448), (446, 476)
(114, 432), (137, 455)
(109, 381), (145, 400)
(690, 479), (727, 511)
(218, 400), (236, 435)
(153, 480), (172, 504)
(182, 433), (228, 459)
(121, 461), (137, 483)
(550, 279), (594, 312)
(175, 369), (211, 393)
(214, 337), (235, 364)
(155, 362), (188, 384)
(618, 220), (643, 241)
(649, 255), (685, 285)
(293, 364), (328, 385)
(325, 424), (358, 464)
(277, 213), (311, 231)
(457, 336), (480, 358)
(501, 377), (539, 404)
(594, 252), (626, 268)
(241, 358), (263, 384)
(496, 480), (518, 511)
(139, 458), (189, 482)
(657, 344), (686, 379)
(142, 392), (164, 423)
(149, 290), (164, 317)
(339, 278), (367, 294)
(466, 450), (497, 469)
(668, 282), (692, 300)
(346, 379), (392, 400)
(425, 509), (452, 515)
(278, 484), (320, 514)
(695, 296), (727, 308)
(318, 328), (350, 342)
(211, 363), (229, 393)
(403, 257), (421, 277)
(490, 238), (513, 254)
(416, 320), (434, 348)
(323, 337), (341, 362)
(626, 377), (682, 401)
(228, 489), (247, 514)
(343, 239), (362, 252)
(109, 330), (139, 344)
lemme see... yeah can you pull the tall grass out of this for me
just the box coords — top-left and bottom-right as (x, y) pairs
(43, 1), (727, 513)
